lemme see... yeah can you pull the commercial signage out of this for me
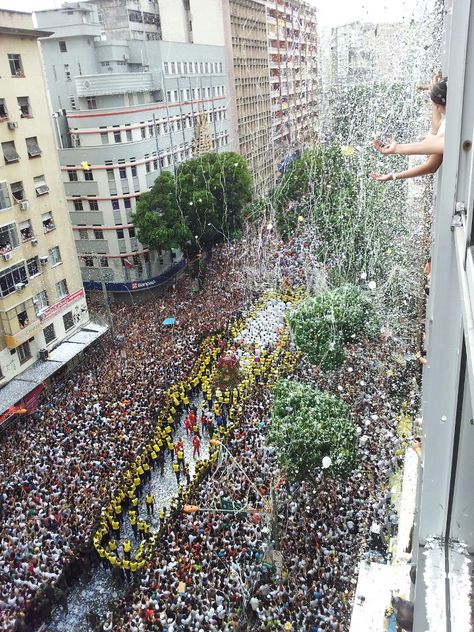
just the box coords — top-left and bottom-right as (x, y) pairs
(43, 287), (85, 321)
(83, 260), (185, 293)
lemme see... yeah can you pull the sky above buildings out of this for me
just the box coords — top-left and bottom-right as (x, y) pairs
(2, 0), (423, 27)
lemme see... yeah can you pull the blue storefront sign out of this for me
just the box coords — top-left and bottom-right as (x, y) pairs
(83, 259), (186, 293)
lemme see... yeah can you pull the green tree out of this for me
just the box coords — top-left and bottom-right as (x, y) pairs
(273, 143), (407, 283)
(287, 284), (379, 370)
(268, 379), (358, 480)
(132, 152), (252, 256)
(132, 170), (191, 252)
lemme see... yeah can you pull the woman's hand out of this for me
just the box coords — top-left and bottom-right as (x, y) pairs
(372, 138), (398, 154)
(369, 172), (394, 182)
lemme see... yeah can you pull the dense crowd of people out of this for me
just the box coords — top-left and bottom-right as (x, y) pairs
(106, 337), (411, 631)
(0, 246), (249, 632)
(0, 236), (416, 632)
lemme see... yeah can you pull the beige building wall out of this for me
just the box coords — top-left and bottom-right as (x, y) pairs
(0, 10), (89, 385)
(189, 0), (225, 46)
(158, 0), (190, 42)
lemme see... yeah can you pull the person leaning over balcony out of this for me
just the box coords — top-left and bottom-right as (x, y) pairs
(370, 76), (447, 182)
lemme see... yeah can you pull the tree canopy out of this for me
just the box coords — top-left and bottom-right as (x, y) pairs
(268, 379), (358, 480)
(287, 284), (379, 370)
(132, 152), (252, 256)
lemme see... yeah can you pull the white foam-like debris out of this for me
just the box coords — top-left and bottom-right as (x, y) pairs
(234, 298), (289, 350)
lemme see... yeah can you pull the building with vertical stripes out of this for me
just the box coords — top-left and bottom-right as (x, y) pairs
(36, 1), (232, 293)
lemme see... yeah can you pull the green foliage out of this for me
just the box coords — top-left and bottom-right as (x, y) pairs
(273, 143), (407, 283)
(268, 379), (358, 480)
(133, 152), (252, 256)
(287, 285), (379, 370)
(132, 170), (192, 252)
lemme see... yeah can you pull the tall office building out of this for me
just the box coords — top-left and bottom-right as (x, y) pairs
(222, 0), (274, 195)
(36, 2), (232, 293)
(266, 0), (319, 166)
(0, 9), (99, 392)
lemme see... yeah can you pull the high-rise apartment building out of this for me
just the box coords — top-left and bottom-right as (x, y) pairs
(0, 9), (97, 390)
(223, 0), (274, 195)
(36, 2), (232, 293)
(222, 0), (319, 193)
(266, 0), (319, 166)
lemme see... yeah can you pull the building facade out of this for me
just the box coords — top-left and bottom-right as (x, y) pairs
(223, 0), (274, 195)
(36, 2), (232, 293)
(266, 0), (319, 167)
(0, 9), (93, 385)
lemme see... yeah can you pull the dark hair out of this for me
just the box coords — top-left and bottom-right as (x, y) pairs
(430, 77), (447, 106)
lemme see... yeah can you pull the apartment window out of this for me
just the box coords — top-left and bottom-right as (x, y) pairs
(170, 62), (176, 74)
(63, 311), (74, 331)
(173, 90), (179, 102)
(100, 130), (109, 144)
(106, 169), (115, 182)
(0, 223), (18, 253)
(49, 246), (61, 266)
(64, 64), (71, 81)
(56, 279), (69, 299)
(8, 54), (23, 77)
(34, 176), (49, 196)
(129, 227), (136, 238)
(219, 62), (223, 72)
(0, 262), (28, 297)
(0, 182), (12, 210)
(126, 128), (132, 142)
(131, 164), (137, 177)
(19, 220), (33, 242)
(113, 129), (122, 143)
(0, 99), (7, 120)
(99, 256), (109, 267)
(68, 168), (78, 182)
(26, 137), (41, 158)
(84, 171), (94, 181)
(17, 340), (31, 365)
(117, 229), (124, 239)
(73, 198), (83, 211)
(124, 198), (132, 209)
(34, 290), (49, 313)
(149, 124), (154, 136)
(79, 228), (88, 240)
(69, 96), (77, 110)
(89, 200), (99, 211)
(41, 212), (55, 233)
(163, 61), (169, 74)
(59, 41), (67, 53)
(27, 256), (40, 277)
(119, 167), (127, 179)
(10, 182), (23, 202)
(17, 306), (29, 329)
(94, 229), (104, 240)
(2, 141), (20, 163)
(87, 97), (97, 110)
(84, 256), (94, 267)
(112, 200), (120, 210)
(43, 323), (56, 344)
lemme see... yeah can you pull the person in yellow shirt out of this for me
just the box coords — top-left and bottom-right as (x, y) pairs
(122, 539), (131, 558)
(145, 493), (154, 516)
(172, 461), (180, 484)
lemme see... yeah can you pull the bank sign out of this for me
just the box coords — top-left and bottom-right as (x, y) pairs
(83, 260), (185, 293)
